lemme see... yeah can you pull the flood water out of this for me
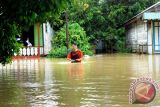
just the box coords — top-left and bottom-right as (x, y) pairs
(0, 54), (160, 107)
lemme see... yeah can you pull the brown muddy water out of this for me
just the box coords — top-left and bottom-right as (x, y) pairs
(0, 54), (160, 107)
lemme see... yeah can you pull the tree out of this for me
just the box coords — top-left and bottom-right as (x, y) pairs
(48, 22), (92, 58)
(63, 0), (159, 52)
(0, 0), (73, 64)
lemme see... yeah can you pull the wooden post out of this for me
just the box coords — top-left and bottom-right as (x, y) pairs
(151, 21), (154, 54)
(38, 23), (40, 57)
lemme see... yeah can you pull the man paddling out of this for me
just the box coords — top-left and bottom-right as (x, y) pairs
(67, 43), (83, 63)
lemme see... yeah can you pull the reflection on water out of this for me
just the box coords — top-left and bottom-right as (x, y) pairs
(0, 54), (160, 107)
(67, 63), (84, 80)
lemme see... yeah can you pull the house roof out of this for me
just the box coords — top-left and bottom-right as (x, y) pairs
(125, 2), (160, 25)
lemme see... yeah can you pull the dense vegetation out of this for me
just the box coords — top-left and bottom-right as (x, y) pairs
(0, 0), (73, 64)
(48, 22), (92, 58)
(0, 0), (159, 63)
(50, 0), (159, 57)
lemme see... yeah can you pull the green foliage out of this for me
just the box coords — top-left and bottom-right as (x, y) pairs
(63, 0), (159, 53)
(49, 22), (92, 58)
(0, 0), (159, 64)
(0, 0), (73, 64)
(0, 23), (21, 64)
(48, 46), (68, 58)
(116, 37), (131, 53)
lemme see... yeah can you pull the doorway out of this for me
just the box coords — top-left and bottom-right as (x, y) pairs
(153, 21), (160, 52)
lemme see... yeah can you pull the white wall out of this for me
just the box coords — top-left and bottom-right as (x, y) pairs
(43, 22), (54, 55)
(136, 20), (148, 45)
(126, 22), (137, 45)
(147, 22), (152, 54)
(126, 20), (148, 53)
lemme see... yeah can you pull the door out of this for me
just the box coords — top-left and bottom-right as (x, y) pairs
(153, 21), (160, 52)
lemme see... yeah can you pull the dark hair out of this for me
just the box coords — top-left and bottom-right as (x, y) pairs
(72, 42), (77, 46)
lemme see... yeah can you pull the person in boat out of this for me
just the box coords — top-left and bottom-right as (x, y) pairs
(67, 43), (83, 63)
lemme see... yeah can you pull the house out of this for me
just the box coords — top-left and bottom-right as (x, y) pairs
(125, 2), (160, 54)
(15, 22), (54, 58)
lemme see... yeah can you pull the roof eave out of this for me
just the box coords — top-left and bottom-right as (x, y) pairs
(124, 1), (160, 26)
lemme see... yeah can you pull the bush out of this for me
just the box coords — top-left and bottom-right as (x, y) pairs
(48, 46), (68, 58)
(48, 22), (93, 58)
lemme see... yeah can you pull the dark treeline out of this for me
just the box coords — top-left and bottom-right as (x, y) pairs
(51, 0), (159, 53)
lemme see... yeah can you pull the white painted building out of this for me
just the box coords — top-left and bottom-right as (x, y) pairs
(125, 2), (160, 54)
(43, 22), (54, 55)
(15, 22), (54, 58)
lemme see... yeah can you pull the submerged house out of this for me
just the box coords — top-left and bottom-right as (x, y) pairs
(125, 2), (160, 54)
(15, 22), (54, 58)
